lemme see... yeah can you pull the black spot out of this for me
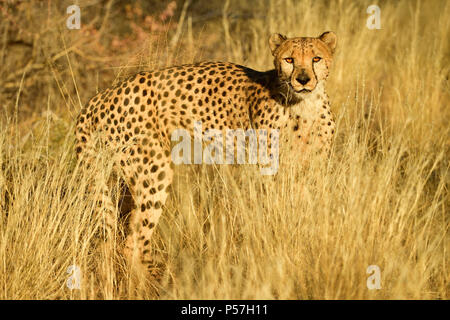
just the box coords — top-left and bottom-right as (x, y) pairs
(157, 171), (165, 181)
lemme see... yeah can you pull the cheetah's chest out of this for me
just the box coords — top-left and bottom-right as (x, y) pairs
(282, 95), (335, 153)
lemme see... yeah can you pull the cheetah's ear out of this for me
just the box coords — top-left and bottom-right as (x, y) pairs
(318, 31), (337, 53)
(269, 33), (287, 55)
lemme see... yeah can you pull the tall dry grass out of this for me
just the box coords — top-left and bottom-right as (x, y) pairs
(0, 0), (448, 299)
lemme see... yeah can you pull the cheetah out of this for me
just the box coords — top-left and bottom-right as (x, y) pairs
(75, 31), (337, 273)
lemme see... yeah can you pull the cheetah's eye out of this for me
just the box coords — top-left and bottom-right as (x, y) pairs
(284, 58), (293, 64)
(313, 56), (322, 62)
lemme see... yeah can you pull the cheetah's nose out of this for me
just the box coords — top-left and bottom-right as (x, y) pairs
(296, 74), (311, 85)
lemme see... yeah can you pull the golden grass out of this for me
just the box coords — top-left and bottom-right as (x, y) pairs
(0, 0), (448, 299)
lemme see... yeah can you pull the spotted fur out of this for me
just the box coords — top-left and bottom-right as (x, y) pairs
(75, 32), (337, 274)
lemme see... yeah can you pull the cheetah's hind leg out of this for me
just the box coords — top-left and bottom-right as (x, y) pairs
(120, 141), (174, 279)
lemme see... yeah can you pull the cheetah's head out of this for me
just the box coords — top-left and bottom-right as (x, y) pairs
(269, 31), (337, 99)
